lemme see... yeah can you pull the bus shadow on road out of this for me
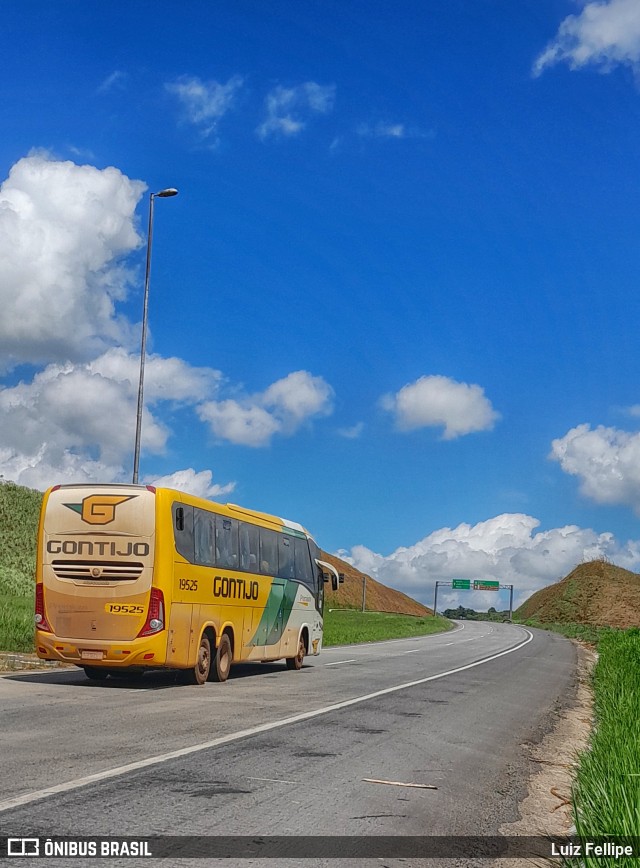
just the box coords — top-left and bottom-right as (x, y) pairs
(3, 669), (180, 690)
(4, 660), (303, 688)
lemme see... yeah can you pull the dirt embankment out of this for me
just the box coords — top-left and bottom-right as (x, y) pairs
(517, 560), (640, 629)
(321, 551), (431, 616)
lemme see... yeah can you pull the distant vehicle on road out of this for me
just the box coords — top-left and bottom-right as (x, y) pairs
(35, 484), (340, 684)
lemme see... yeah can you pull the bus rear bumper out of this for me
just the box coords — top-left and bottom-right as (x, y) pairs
(35, 631), (168, 668)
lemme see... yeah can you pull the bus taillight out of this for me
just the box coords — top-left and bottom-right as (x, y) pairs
(34, 583), (53, 633)
(138, 587), (165, 637)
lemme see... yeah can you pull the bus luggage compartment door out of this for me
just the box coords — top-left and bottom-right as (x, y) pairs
(167, 602), (195, 668)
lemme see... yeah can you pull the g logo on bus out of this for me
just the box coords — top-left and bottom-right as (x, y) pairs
(63, 495), (136, 525)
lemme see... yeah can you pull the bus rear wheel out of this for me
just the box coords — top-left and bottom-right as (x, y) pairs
(210, 634), (232, 683)
(187, 634), (211, 685)
(286, 637), (305, 670)
(83, 666), (109, 681)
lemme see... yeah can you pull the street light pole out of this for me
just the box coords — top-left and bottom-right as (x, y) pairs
(132, 187), (178, 484)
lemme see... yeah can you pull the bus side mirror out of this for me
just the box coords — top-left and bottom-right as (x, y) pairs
(321, 571), (339, 591)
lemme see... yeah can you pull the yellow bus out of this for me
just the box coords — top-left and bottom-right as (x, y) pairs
(35, 484), (341, 684)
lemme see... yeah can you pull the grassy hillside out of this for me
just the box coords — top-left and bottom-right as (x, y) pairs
(516, 559), (640, 630)
(0, 481), (42, 596)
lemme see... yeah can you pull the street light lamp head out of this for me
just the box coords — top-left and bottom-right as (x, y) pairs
(154, 188), (179, 198)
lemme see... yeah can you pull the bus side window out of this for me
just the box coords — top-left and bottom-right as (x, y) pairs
(308, 540), (323, 593)
(194, 508), (215, 566)
(294, 536), (314, 589)
(260, 529), (278, 575)
(173, 503), (195, 563)
(239, 522), (260, 572)
(278, 535), (295, 580)
(216, 518), (239, 569)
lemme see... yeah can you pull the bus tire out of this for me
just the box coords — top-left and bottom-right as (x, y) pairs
(188, 634), (211, 685)
(210, 633), (232, 683)
(286, 637), (305, 670)
(83, 666), (109, 681)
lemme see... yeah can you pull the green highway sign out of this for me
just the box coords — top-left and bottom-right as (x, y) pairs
(452, 579), (471, 589)
(473, 580), (500, 591)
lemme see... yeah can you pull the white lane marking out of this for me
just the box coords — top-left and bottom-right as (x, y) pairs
(324, 659), (357, 666)
(403, 649), (421, 654)
(0, 629), (533, 815)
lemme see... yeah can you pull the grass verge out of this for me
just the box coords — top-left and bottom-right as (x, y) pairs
(0, 594), (35, 652)
(515, 617), (614, 646)
(571, 628), (640, 861)
(519, 621), (640, 859)
(323, 608), (452, 645)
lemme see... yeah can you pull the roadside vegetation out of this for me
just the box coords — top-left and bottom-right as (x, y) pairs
(515, 617), (613, 647)
(0, 596), (35, 653)
(443, 605), (510, 622)
(516, 614), (640, 859)
(570, 628), (640, 862)
(324, 609), (451, 645)
(0, 481), (42, 652)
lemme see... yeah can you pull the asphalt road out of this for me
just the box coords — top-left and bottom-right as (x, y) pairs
(0, 622), (577, 867)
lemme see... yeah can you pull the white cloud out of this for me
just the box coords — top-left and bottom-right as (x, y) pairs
(198, 370), (334, 446)
(0, 152), (334, 491)
(0, 153), (145, 370)
(262, 370), (334, 428)
(147, 468), (236, 500)
(338, 513), (640, 609)
(198, 400), (282, 448)
(381, 375), (500, 439)
(338, 422), (365, 439)
(97, 70), (127, 94)
(534, 0), (640, 76)
(257, 82), (335, 139)
(355, 122), (434, 141)
(551, 423), (640, 512)
(0, 350), (220, 490)
(0, 446), (124, 493)
(357, 122), (406, 138)
(89, 347), (220, 404)
(165, 75), (244, 140)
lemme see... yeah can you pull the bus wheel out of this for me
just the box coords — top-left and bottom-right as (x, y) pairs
(187, 634), (211, 685)
(286, 638), (305, 670)
(83, 666), (109, 681)
(210, 634), (232, 683)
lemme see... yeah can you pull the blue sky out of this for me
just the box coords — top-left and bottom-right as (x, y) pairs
(2, 0), (640, 609)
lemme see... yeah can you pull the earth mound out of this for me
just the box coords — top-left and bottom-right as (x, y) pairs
(516, 559), (640, 629)
(322, 551), (431, 616)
